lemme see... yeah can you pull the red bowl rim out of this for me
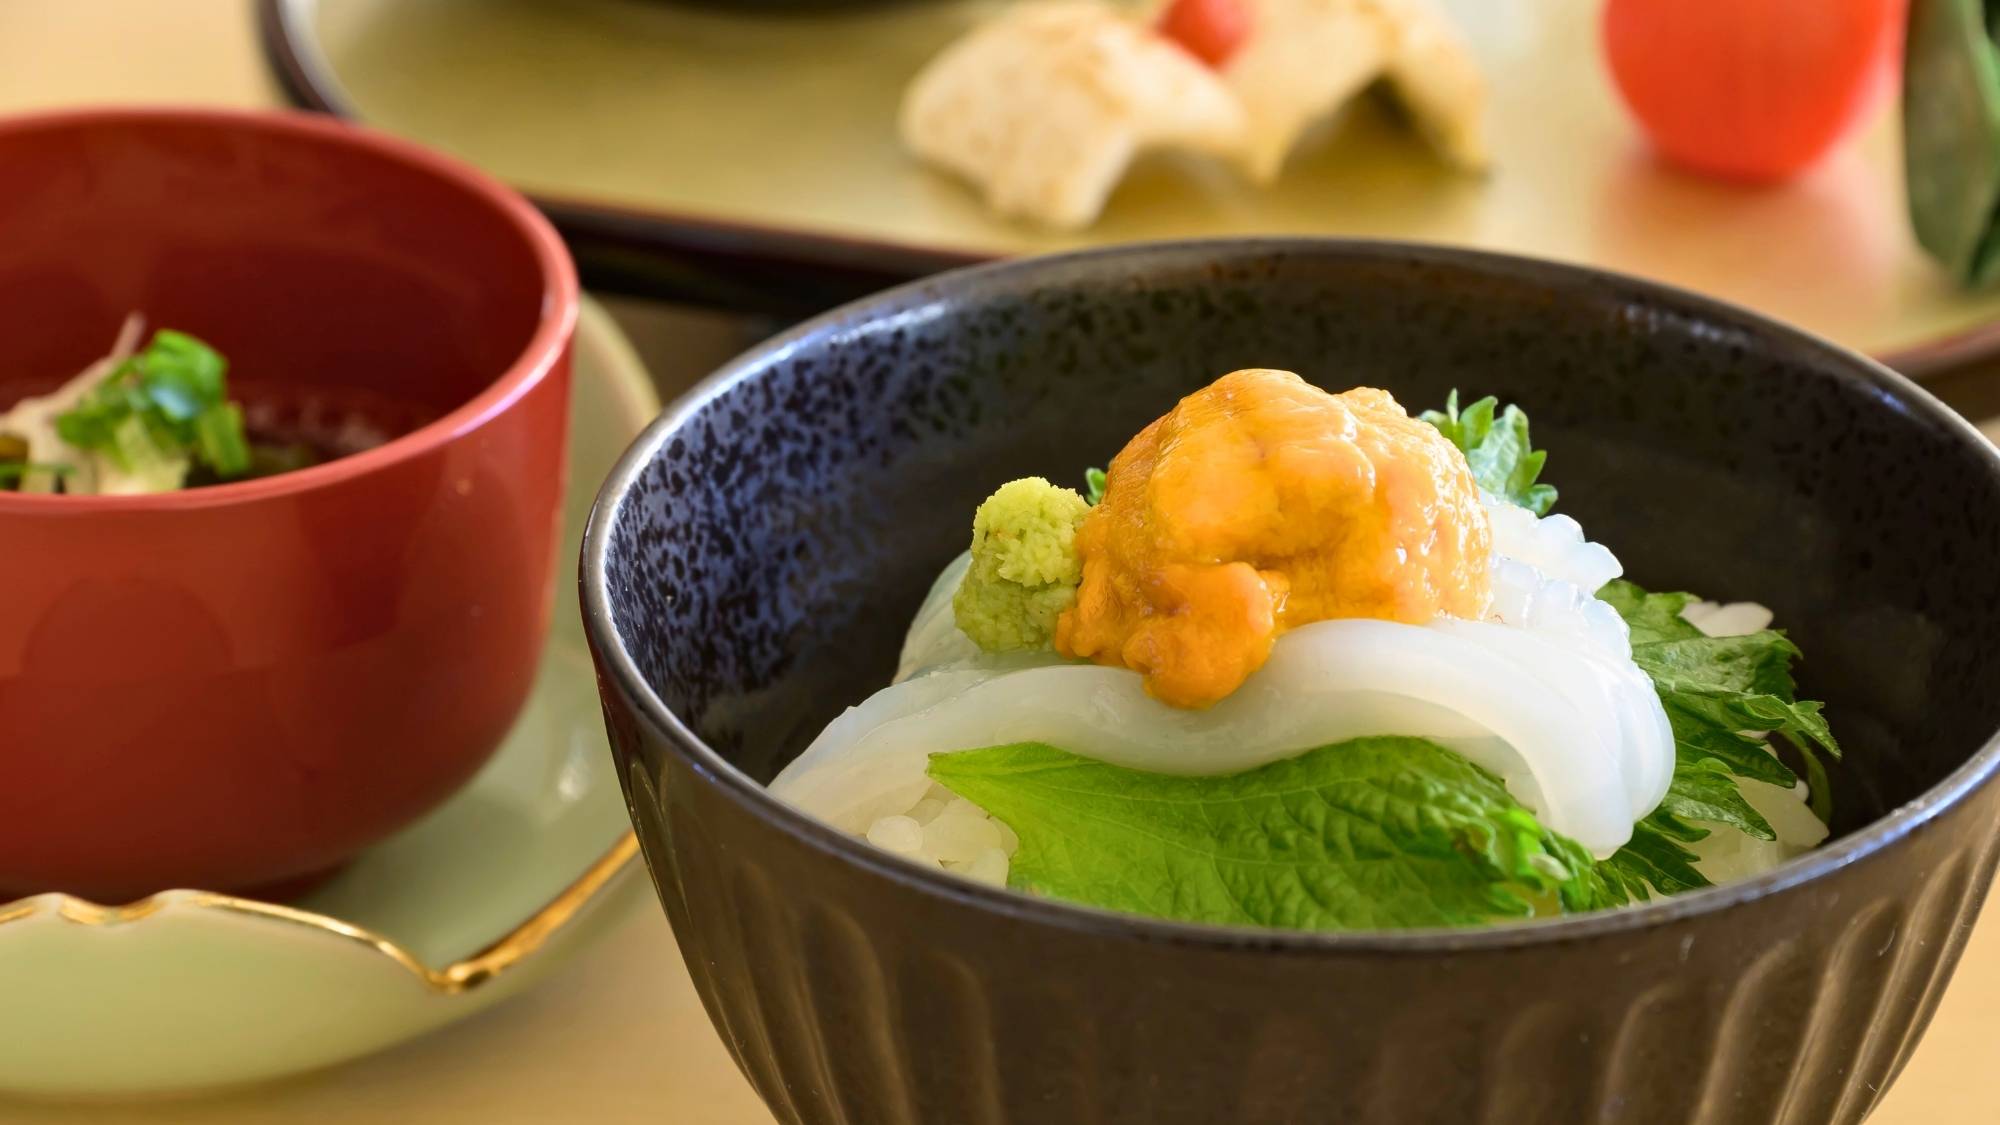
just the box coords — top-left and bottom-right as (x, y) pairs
(0, 105), (580, 514)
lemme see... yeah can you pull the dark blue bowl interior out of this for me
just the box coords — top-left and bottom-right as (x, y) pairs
(599, 241), (2000, 839)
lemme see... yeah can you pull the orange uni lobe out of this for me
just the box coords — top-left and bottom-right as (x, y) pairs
(1054, 369), (1491, 708)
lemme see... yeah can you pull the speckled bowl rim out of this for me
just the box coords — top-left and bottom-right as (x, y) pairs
(582, 237), (2000, 955)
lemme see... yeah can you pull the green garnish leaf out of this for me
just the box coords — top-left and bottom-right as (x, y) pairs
(194, 402), (251, 477)
(146, 330), (227, 401)
(1595, 580), (1839, 898)
(1420, 391), (1557, 515)
(1903, 0), (2000, 286)
(1594, 581), (1701, 645)
(1597, 809), (1711, 898)
(1657, 757), (1774, 840)
(0, 460), (73, 484)
(1083, 466), (1107, 506)
(109, 414), (169, 476)
(53, 329), (251, 482)
(929, 737), (1621, 930)
(55, 390), (126, 452)
(1800, 745), (1835, 825)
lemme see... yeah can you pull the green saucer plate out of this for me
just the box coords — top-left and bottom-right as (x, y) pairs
(0, 297), (661, 1099)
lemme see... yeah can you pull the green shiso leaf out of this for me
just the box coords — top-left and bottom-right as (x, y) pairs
(1596, 580), (1840, 896)
(929, 737), (1620, 930)
(1658, 757), (1772, 840)
(1419, 391), (1557, 515)
(1594, 581), (1701, 645)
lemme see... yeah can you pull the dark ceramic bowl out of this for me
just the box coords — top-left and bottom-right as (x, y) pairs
(582, 241), (2000, 1125)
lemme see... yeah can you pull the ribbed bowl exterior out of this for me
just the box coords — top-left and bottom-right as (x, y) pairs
(606, 716), (1999, 1125)
(583, 242), (2000, 1125)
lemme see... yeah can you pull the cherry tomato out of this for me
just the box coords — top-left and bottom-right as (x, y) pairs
(1602, 0), (1906, 183)
(1157, 0), (1252, 68)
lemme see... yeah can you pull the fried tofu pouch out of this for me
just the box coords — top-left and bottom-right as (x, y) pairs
(899, 0), (1488, 226)
(1224, 0), (1488, 182)
(899, 0), (1247, 229)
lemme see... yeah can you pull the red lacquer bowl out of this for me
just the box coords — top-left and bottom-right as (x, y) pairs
(0, 108), (578, 903)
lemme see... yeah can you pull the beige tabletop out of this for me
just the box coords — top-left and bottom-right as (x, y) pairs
(2, 4), (1996, 1122)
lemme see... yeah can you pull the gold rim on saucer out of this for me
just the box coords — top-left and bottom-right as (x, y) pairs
(0, 833), (640, 996)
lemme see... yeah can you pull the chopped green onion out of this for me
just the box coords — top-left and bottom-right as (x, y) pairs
(194, 402), (250, 477)
(53, 329), (252, 481)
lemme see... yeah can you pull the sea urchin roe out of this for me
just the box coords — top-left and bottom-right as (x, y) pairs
(1054, 370), (1492, 708)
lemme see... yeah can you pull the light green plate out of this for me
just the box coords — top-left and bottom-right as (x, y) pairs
(0, 298), (661, 1099)
(279, 0), (2000, 370)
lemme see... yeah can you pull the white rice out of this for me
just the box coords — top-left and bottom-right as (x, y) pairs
(863, 783), (1013, 886)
